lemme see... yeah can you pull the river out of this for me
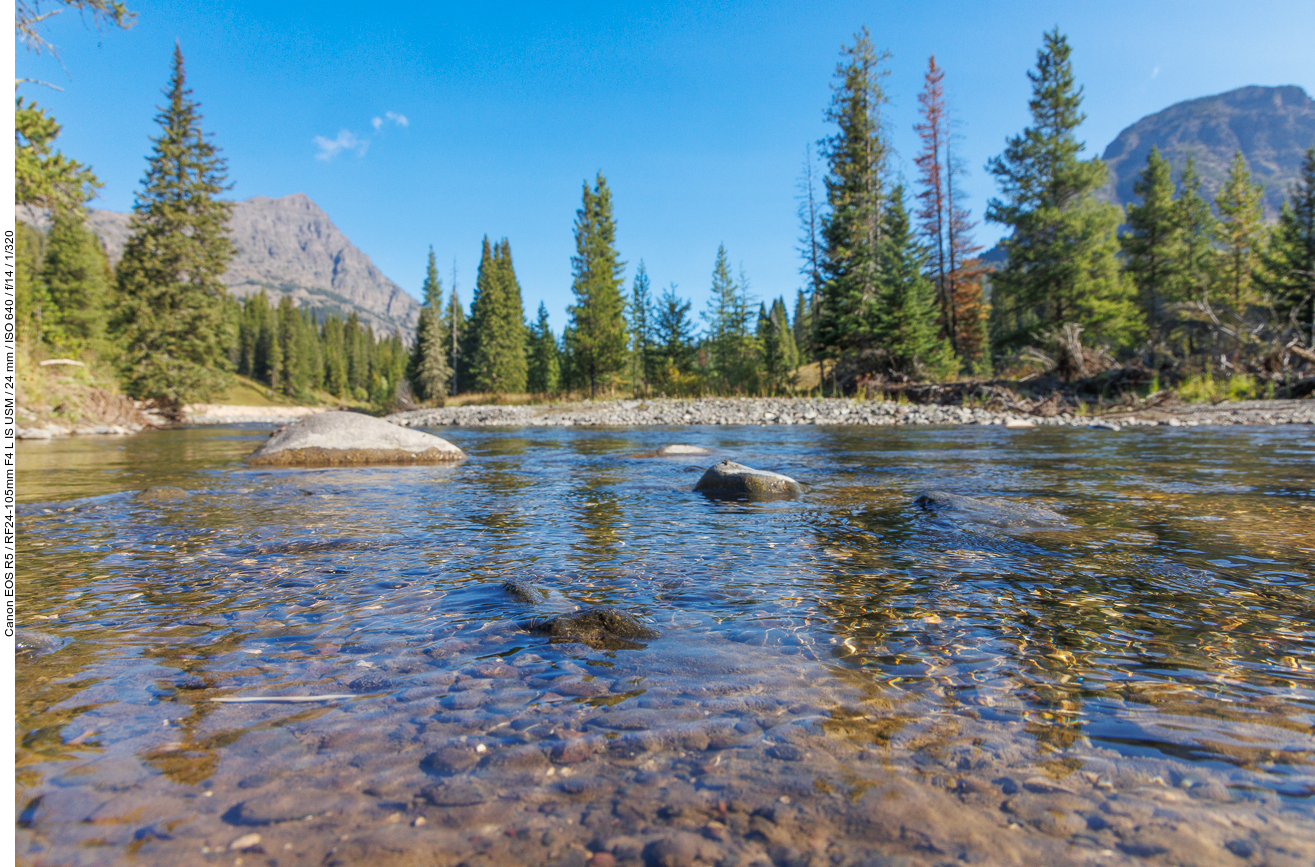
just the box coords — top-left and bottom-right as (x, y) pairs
(15, 423), (1315, 866)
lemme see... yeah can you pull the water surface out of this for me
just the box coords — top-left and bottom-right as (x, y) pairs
(16, 423), (1315, 866)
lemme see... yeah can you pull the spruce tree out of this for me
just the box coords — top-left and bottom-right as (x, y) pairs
(701, 244), (755, 391)
(41, 210), (113, 352)
(566, 173), (628, 397)
(113, 44), (236, 409)
(756, 297), (798, 394)
(15, 222), (52, 346)
(876, 189), (957, 377)
(1216, 150), (1266, 307)
(15, 98), (101, 213)
(408, 246), (452, 401)
(1258, 148), (1315, 346)
(443, 278), (466, 395)
(629, 261), (655, 393)
(1174, 158), (1219, 306)
(792, 288), (814, 360)
(526, 302), (561, 394)
(468, 237), (528, 394)
(816, 28), (891, 363)
(653, 283), (697, 394)
(986, 29), (1136, 351)
(1122, 146), (1183, 343)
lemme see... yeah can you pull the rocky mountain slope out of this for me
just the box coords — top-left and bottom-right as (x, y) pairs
(24, 194), (420, 338)
(1100, 85), (1315, 219)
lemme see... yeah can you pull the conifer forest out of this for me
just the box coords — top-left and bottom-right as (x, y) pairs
(16, 19), (1315, 414)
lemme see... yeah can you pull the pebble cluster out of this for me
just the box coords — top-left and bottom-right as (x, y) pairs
(390, 396), (1315, 430)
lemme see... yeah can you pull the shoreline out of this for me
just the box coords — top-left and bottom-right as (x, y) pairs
(387, 396), (1315, 430)
(14, 396), (1313, 440)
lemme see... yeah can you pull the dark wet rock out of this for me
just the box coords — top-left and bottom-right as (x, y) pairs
(15, 629), (62, 659)
(245, 410), (465, 467)
(134, 485), (190, 502)
(225, 791), (364, 825)
(503, 580), (549, 603)
(529, 608), (659, 650)
(656, 444), (711, 456)
(693, 460), (801, 500)
(347, 674), (396, 692)
(914, 490), (1069, 529)
(418, 780), (489, 806)
(420, 746), (482, 775)
(766, 744), (804, 761)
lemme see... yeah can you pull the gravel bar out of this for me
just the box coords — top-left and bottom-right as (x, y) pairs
(389, 396), (1315, 429)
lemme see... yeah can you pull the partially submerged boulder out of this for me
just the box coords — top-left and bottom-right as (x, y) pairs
(656, 444), (711, 456)
(135, 485), (191, 502)
(915, 490), (1069, 530)
(246, 411), (465, 468)
(694, 460), (801, 500)
(529, 608), (659, 650)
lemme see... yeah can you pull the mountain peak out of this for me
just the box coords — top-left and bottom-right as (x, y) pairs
(1100, 84), (1315, 218)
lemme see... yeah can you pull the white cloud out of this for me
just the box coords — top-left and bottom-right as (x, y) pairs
(314, 129), (368, 161)
(384, 110), (409, 127)
(1151, 66), (1160, 79)
(371, 116), (383, 130)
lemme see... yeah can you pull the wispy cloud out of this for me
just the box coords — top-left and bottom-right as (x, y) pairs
(314, 129), (368, 161)
(1151, 66), (1160, 80)
(316, 112), (408, 161)
(372, 110), (409, 130)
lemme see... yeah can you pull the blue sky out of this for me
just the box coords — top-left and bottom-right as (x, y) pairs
(18, 0), (1315, 331)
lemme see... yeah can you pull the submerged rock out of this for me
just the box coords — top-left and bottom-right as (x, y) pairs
(135, 485), (191, 502)
(529, 608), (659, 650)
(656, 444), (711, 456)
(694, 460), (801, 500)
(245, 411), (465, 468)
(915, 490), (1069, 529)
(16, 629), (63, 659)
(503, 580), (549, 603)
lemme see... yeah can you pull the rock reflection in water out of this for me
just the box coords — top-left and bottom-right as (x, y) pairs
(14, 424), (1315, 866)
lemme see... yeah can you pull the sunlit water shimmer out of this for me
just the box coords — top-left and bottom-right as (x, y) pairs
(15, 424), (1315, 867)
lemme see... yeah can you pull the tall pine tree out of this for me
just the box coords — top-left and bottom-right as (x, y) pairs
(40, 210), (113, 351)
(629, 261), (655, 393)
(467, 237), (528, 394)
(526, 302), (561, 394)
(816, 28), (891, 366)
(565, 173), (628, 397)
(408, 246), (452, 401)
(986, 29), (1135, 353)
(876, 188), (957, 377)
(1122, 146), (1183, 344)
(113, 44), (236, 409)
(1174, 157), (1219, 307)
(1216, 151), (1266, 307)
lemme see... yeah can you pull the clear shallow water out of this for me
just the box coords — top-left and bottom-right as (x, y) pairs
(15, 424), (1315, 867)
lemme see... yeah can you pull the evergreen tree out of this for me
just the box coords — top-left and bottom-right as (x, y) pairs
(526, 302), (561, 394)
(443, 275), (466, 395)
(112, 45), (236, 409)
(757, 297), (799, 394)
(816, 28), (892, 364)
(792, 288), (815, 360)
(796, 145), (824, 363)
(15, 222), (52, 346)
(653, 283), (697, 394)
(1216, 150), (1266, 307)
(565, 172), (628, 397)
(700, 245), (756, 392)
(41, 210), (113, 351)
(985, 29), (1136, 351)
(875, 188), (957, 377)
(15, 98), (101, 213)
(1174, 158), (1219, 306)
(629, 261), (655, 393)
(408, 246), (452, 401)
(467, 237), (528, 394)
(1122, 146), (1183, 343)
(1258, 148), (1315, 346)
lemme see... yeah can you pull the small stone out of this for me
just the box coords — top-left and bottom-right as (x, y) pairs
(421, 746), (481, 775)
(766, 744), (804, 761)
(693, 460), (801, 500)
(587, 853), (616, 867)
(229, 833), (262, 851)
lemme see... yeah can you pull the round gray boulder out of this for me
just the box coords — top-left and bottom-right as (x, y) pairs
(694, 460), (801, 500)
(246, 411), (465, 468)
